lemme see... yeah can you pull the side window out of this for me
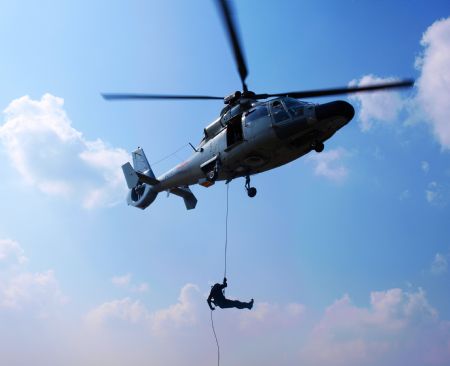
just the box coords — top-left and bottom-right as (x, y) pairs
(271, 100), (290, 123)
(245, 106), (269, 124)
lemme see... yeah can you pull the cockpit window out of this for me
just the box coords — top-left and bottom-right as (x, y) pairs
(245, 105), (269, 124)
(271, 100), (290, 123)
(284, 98), (307, 117)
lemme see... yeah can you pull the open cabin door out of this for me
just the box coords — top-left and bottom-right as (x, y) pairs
(226, 113), (244, 149)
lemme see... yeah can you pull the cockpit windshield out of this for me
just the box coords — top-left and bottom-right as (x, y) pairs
(283, 97), (312, 117)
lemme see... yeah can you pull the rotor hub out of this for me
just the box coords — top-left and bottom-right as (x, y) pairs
(223, 90), (257, 105)
(224, 91), (241, 105)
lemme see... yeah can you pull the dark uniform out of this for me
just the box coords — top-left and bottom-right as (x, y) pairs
(207, 278), (253, 310)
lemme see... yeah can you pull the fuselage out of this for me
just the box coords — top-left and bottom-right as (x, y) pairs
(152, 97), (354, 193)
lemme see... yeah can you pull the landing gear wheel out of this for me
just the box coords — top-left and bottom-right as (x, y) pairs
(245, 175), (257, 198)
(314, 141), (324, 153)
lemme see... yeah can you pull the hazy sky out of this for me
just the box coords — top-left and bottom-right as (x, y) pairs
(0, 1), (449, 365)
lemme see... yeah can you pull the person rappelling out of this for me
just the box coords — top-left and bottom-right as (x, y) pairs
(207, 277), (253, 310)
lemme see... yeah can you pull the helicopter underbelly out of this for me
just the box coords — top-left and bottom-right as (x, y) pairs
(220, 116), (348, 179)
(217, 130), (298, 179)
(157, 115), (349, 189)
(230, 144), (308, 177)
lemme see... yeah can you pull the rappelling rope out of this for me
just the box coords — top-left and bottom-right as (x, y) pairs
(224, 182), (229, 279)
(211, 310), (220, 366)
(210, 182), (230, 366)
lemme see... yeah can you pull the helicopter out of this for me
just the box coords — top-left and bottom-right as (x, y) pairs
(103, 0), (414, 210)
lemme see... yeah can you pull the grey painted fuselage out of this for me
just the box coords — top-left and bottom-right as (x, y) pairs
(155, 97), (352, 190)
(124, 97), (354, 209)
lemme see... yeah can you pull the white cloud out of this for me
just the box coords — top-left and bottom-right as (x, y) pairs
(431, 253), (448, 275)
(7, 280), (449, 366)
(425, 181), (448, 206)
(239, 301), (305, 333)
(0, 238), (66, 317)
(299, 288), (444, 366)
(1, 270), (66, 313)
(150, 283), (200, 333)
(111, 273), (149, 293)
(0, 94), (129, 208)
(84, 285), (450, 366)
(0, 238), (28, 264)
(111, 273), (132, 287)
(421, 160), (430, 173)
(415, 17), (450, 149)
(426, 181), (439, 203)
(86, 282), (306, 340)
(85, 297), (149, 327)
(86, 283), (200, 335)
(349, 75), (407, 132)
(306, 147), (350, 182)
(348, 17), (450, 150)
(131, 283), (149, 293)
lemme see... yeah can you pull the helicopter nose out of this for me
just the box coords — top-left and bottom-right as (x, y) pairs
(315, 100), (355, 122)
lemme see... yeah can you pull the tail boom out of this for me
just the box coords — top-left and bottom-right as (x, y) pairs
(122, 147), (197, 210)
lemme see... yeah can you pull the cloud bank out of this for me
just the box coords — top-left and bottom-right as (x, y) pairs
(416, 17), (450, 149)
(299, 288), (445, 366)
(0, 238), (65, 316)
(1, 257), (449, 366)
(0, 94), (128, 208)
(79, 285), (450, 366)
(349, 75), (406, 132)
(349, 17), (450, 150)
(431, 252), (448, 275)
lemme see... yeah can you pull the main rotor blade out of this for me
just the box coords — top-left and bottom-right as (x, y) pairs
(102, 93), (223, 101)
(254, 79), (415, 99)
(216, 0), (249, 92)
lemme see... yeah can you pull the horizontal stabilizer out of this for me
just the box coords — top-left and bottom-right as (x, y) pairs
(122, 162), (160, 189)
(136, 171), (160, 186)
(170, 186), (198, 210)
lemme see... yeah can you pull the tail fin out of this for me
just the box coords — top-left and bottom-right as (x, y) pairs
(132, 147), (155, 178)
(122, 147), (159, 210)
(122, 147), (160, 189)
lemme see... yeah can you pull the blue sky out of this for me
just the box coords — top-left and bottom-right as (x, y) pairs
(0, 1), (449, 365)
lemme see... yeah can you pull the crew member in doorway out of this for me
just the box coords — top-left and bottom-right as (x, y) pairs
(207, 277), (253, 310)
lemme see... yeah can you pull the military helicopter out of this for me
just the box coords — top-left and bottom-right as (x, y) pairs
(103, 0), (413, 210)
